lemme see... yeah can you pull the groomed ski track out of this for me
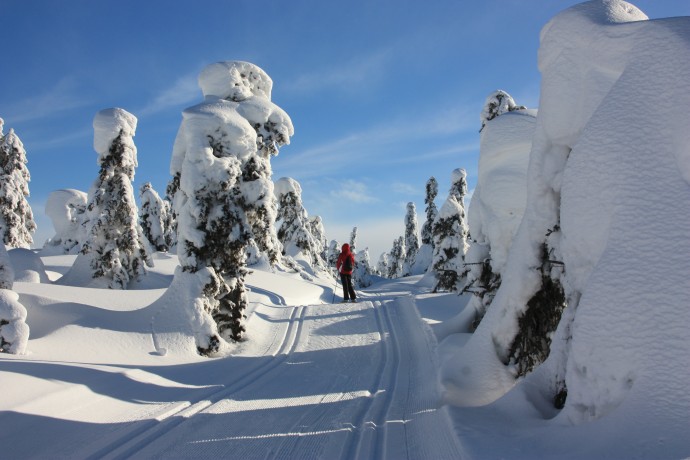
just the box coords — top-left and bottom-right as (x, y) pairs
(24, 279), (464, 459)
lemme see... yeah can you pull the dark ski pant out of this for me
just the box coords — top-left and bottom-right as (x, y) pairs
(340, 273), (357, 301)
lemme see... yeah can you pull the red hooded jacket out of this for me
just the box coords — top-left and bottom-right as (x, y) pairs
(336, 243), (355, 275)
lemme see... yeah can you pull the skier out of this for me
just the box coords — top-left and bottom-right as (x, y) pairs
(336, 243), (357, 303)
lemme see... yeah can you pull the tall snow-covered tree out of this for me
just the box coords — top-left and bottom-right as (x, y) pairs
(0, 230), (29, 354)
(403, 202), (420, 275)
(275, 177), (323, 269)
(353, 247), (374, 288)
(431, 169), (470, 292)
(164, 174), (179, 250)
(375, 251), (389, 277)
(139, 182), (170, 252)
(308, 215), (327, 264)
(78, 108), (152, 289)
(0, 120), (36, 248)
(327, 239), (340, 273)
(170, 61), (293, 353)
(349, 227), (358, 253)
(479, 89), (526, 132)
(421, 177), (438, 247)
(387, 236), (406, 279)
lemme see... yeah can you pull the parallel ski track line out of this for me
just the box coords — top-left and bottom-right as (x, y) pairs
(341, 298), (402, 460)
(86, 305), (308, 460)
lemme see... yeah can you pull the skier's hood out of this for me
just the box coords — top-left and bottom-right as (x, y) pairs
(341, 243), (351, 254)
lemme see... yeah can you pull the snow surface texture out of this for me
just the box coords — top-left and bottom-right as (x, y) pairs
(442, 1), (690, 456)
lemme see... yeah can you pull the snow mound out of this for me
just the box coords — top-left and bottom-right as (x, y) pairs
(8, 248), (49, 283)
(0, 289), (29, 354)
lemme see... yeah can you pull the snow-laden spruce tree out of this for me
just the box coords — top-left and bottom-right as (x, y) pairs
(275, 177), (324, 270)
(139, 182), (170, 252)
(421, 176), (438, 247)
(461, 89), (534, 329)
(164, 175), (179, 251)
(479, 89), (526, 132)
(67, 108), (152, 289)
(0, 120), (36, 248)
(353, 247), (374, 287)
(431, 169), (469, 292)
(327, 239), (340, 275)
(387, 236), (406, 279)
(349, 227), (358, 253)
(403, 202), (420, 275)
(0, 243), (29, 354)
(43, 189), (88, 254)
(168, 61), (293, 353)
(376, 251), (389, 277)
(308, 215), (328, 265)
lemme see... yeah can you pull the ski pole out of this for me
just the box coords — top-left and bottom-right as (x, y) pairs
(332, 272), (339, 303)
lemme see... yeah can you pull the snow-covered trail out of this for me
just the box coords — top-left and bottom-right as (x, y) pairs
(102, 298), (459, 458)
(2, 275), (462, 459)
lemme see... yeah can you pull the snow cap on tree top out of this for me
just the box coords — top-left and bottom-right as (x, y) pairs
(274, 177), (302, 199)
(0, 117), (4, 135)
(451, 168), (467, 184)
(93, 108), (137, 154)
(199, 61), (273, 102)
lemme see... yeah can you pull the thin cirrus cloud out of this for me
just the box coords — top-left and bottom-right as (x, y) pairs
(330, 179), (378, 204)
(138, 73), (201, 117)
(3, 77), (90, 124)
(275, 105), (476, 180)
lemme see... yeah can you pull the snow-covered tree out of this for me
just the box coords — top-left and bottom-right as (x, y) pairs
(77, 108), (152, 289)
(0, 121), (36, 248)
(327, 239), (340, 274)
(308, 215), (327, 264)
(164, 174), (179, 250)
(462, 89), (535, 328)
(353, 247), (374, 288)
(403, 202), (420, 275)
(43, 189), (88, 254)
(349, 227), (358, 253)
(374, 251), (387, 277)
(275, 177), (323, 269)
(431, 169), (470, 292)
(170, 61), (293, 353)
(421, 177), (438, 246)
(139, 182), (170, 252)
(479, 89), (526, 132)
(387, 236), (406, 279)
(0, 243), (29, 354)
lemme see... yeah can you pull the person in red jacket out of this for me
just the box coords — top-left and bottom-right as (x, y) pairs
(336, 243), (357, 302)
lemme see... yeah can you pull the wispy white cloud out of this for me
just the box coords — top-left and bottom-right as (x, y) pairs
(330, 179), (378, 204)
(275, 105), (476, 180)
(3, 77), (90, 123)
(391, 182), (419, 195)
(138, 73), (200, 117)
(284, 48), (393, 95)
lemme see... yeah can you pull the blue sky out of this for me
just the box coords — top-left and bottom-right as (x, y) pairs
(1, 0), (688, 258)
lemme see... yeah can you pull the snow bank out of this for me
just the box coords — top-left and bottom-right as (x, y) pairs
(8, 248), (49, 283)
(443, 2), (690, 451)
